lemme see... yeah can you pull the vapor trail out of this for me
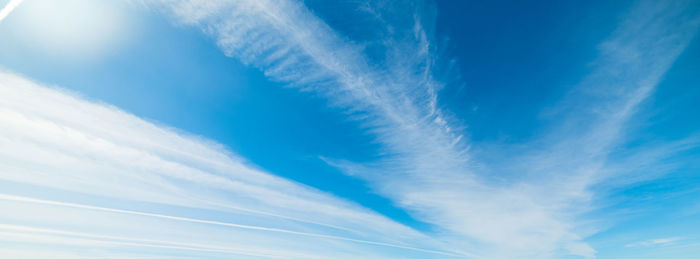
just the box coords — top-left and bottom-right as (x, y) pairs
(0, 193), (468, 258)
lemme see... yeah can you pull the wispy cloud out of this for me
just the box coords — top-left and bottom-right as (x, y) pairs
(0, 193), (460, 256)
(0, 0), (23, 23)
(0, 71), (461, 258)
(0, 224), (289, 258)
(148, 0), (700, 258)
(625, 237), (683, 248)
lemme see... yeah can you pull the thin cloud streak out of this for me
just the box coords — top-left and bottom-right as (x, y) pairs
(625, 237), (683, 248)
(0, 224), (285, 259)
(0, 0), (23, 23)
(0, 194), (464, 258)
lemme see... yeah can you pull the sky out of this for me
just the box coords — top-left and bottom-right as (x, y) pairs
(0, 0), (699, 258)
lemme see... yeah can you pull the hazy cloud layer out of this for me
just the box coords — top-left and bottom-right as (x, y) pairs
(0, 71), (461, 258)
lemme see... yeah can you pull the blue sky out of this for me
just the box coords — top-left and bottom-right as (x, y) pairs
(0, 0), (699, 258)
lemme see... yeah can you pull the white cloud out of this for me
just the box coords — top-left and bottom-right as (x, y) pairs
(0, 0), (23, 23)
(145, 0), (700, 258)
(625, 237), (683, 248)
(0, 71), (462, 258)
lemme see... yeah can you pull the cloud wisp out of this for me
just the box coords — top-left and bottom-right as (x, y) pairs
(0, 71), (464, 258)
(625, 237), (683, 248)
(0, 193), (461, 256)
(149, 0), (700, 258)
(0, 0), (24, 23)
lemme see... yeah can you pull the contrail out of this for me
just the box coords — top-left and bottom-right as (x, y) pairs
(0, 225), (302, 259)
(0, 193), (469, 258)
(0, 0), (23, 24)
(0, 224), (287, 259)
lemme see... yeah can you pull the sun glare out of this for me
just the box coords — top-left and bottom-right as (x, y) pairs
(6, 0), (133, 62)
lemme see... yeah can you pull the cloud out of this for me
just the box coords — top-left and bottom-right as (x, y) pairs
(147, 0), (700, 258)
(0, 71), (462, 258)
(0, 0), (23, 23)
(0, 224), (286, 258)
(625, 237), (683, 248)
(0, 193), (461, 256)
